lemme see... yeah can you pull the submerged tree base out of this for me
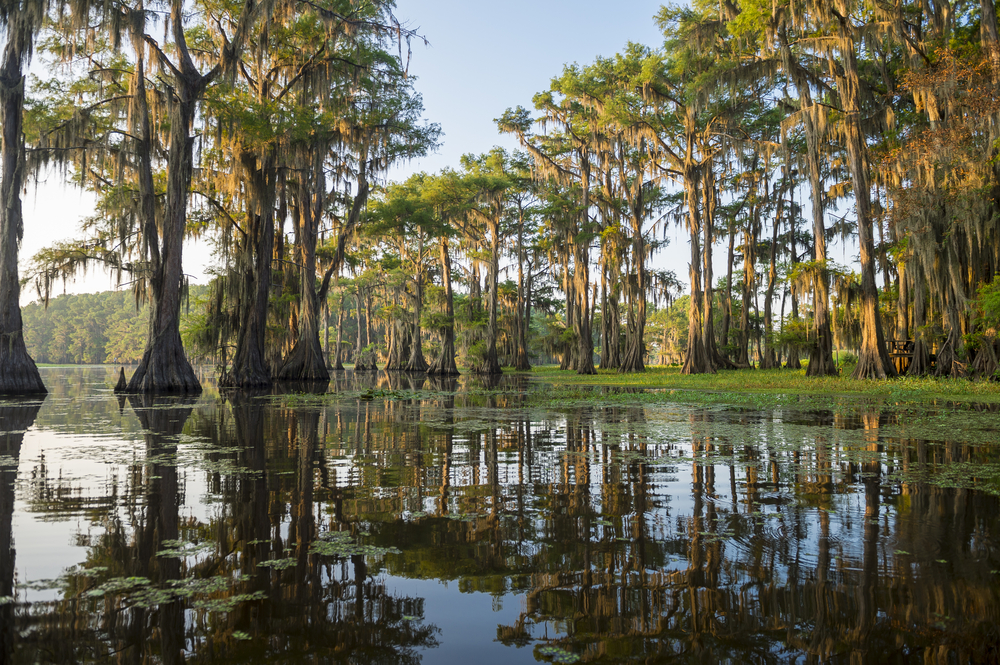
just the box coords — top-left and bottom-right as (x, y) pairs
(113, 368), (128, 393)
(426, 353), (459, 376)
(354, 350), (379, 372)
(219, 368), (271, 389)
(0, 344), (46, 395)
(125, 339), (201, 394)
(277, 336), (330, 383)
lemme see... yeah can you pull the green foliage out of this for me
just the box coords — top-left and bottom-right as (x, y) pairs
(21, 287), (209, 365)
(84, 573), (266, 611)
(309, 530), (401, 558)
(974, 275), (1000, 332)
(645, 297), (689, 365)
(772, 319), (810, 351)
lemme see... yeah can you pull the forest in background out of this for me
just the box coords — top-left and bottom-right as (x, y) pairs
(19, 285), (692, 369)
(3, 0), (1000, 394)
(21, 288), (208, 366)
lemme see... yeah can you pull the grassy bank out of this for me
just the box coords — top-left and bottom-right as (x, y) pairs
(522, 365), (1000, 405)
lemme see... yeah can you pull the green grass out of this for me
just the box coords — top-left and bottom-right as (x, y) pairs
(520, 365), (1000, 404)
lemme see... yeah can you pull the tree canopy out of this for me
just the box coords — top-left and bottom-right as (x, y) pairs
(4, 0), (1000, 392)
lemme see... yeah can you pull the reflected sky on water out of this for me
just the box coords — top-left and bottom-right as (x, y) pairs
(2, 366), (1000, 663)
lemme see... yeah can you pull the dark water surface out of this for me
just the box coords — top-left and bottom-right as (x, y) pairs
(2, 367), (1000, 664)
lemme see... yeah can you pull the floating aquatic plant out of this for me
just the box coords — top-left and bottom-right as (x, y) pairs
(536, 644), (581, 664)
(444, 513), (479, 522)
(85, 576), (151, 598)
(309, 531), (400, 558)
(191, 592), (267, 612)
(257, 557), (297, 570)
(83, 574), (265, 611)
(157, 539), (214, 558)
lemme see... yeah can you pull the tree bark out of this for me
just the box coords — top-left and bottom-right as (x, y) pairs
(428, 236), (459, 375)
(222, 150), (276, 388)
(277, 162), (330, 383)
(0, 19), (45, 395)
(512, 218), (532, 371)
(573, 158), (596, 375)
(474, 218), (502, 375)
(803, 101), (838, 376)
(736, 215), (754, 367)
(620, 228), (647, 372)
(333, 294), (345, 371)
(761, 189), (781, 369)
(721, 223), (736, 359)
(702, 166), (734, 370)
(834, 8), (896, 379)
(352, 291), (378, 371)
(404, 237), (429, 372)
(560, 242), (574, 370)
(127, 6), (211, 393)
(681, 168), (714, 375)
(126, 88), (201, 392)
(909, 266), (932, 375)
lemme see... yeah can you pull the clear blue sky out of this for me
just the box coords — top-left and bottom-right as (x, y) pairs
(388, 0), (668, 175)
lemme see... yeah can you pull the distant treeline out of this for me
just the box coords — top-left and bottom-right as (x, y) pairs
(22, 287), (209, 365)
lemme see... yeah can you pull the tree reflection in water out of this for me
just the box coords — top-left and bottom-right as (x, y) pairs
(1, 397), (44, 664)
(5, 370), (1000, 663)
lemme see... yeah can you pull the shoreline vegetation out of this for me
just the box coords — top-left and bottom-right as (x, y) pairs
(36, 361), (1000, 406)
(524, 365), (1000, 405)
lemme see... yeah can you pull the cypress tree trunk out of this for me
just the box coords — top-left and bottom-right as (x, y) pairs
(909, 266), (932, 375)
(355, 293), (363, 360)
(781, 24), (837, 375)
(127, 58), (202, 393)
(620, 229), (647, 372)
(721, 225), (736, 359)
(512, 226), (532, 371)
(834, 9), (896, 379)
(702, 167), (733, 370)
(428, 236), (459, 375)
(524, 262), (534, 359)
(126, 6), (218, 394)
(0, 21), (45, 395)
(385, 317), (411, 371)
(573, 158), (596, 375)
(222, 151), (275, 388)
(353, 292), (377, 372)
(474, 220), (502, 375)
(277, 168), (329, 382)
(560, 243), (574, 370)
(894, 260), (909, 362)
(736, 220), (754, 367)
(762, 172), (787, 370)
(681, 169), (714, 375)
(404, 242), (429, 372)
(333, 294), (345, 371)
(572, 241), (596, 374)
(599, 264), (611, 369)
(804, 134), (838, 376)
(982, 0), (1000, 75)
(761, 206), (781, 369)
(607, 282), (621, 367)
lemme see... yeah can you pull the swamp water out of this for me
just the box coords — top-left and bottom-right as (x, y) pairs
(2, 367), (1000, 663)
